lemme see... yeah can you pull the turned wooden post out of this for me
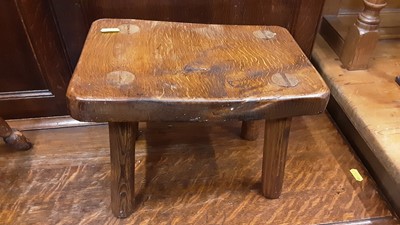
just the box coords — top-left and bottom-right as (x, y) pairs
(0, 117), (32, 150)
(241, 120), (262, 141)
(340, 0), (387, 70)
(109, 122), (138, 218)
(262, 118), (291, 198)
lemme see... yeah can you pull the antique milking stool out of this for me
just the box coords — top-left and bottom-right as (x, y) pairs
(67, 19), (329, 218)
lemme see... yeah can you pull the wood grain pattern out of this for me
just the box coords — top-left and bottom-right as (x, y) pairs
(0, 114), (398, 224)
(67, 19), (329, 122)
(6, 115), (98, 131)
(312, 35), (400, 217)
(109, 122), (138, 217)
(262, 118), (291, 198)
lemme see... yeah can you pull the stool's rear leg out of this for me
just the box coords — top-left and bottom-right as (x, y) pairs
(109, 122), (138, 218)
(241, 120), (262, 141)
(262, 118), (291, 198)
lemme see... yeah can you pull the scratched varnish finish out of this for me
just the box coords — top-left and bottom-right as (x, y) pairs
(67, 19), (328, 122)
(0, 114), (398, 224)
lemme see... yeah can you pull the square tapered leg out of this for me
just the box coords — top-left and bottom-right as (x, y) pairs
(262, 118), (292, 198)
(109, 122), (138, 218)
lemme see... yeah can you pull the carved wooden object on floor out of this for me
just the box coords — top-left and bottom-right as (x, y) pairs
(67, 19), (329, 218)
(340, 0), (387, 70)
(262, 118), (292, 198)
(0, 117), (32, 150)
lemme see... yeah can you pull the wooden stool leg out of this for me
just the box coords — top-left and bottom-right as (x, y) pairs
(241, 120), (261, 141)
(109, 122), (138, 218)
(261, 118), (291, 198)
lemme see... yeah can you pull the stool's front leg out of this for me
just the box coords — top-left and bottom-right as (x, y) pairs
(109, 122), (138, 218)
(262, 118), (291, 198)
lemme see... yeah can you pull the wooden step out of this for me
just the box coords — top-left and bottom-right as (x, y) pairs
(312, 35), (400, 217)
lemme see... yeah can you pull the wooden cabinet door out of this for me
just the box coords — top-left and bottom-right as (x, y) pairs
(51, 0), (325, 70)
(0, 0), (70, 119)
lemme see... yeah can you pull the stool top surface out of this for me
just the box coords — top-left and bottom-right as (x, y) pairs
(67, 19), (329, 122)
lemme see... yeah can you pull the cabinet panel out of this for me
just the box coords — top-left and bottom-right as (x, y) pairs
(0, 0), (71, 119)
(51, 0), (325, 69)
(0, 0), (45, 92)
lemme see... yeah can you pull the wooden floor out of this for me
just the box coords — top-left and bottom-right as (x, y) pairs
(0, 114), (398, 224)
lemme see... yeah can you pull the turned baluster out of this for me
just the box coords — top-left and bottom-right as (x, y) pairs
(340, 0), (387, 70)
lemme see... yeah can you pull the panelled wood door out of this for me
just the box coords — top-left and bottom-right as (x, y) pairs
(0, 0), (325, 119)
(0, 0), (71, 119)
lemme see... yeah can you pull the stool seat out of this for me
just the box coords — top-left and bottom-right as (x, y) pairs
(67, 19), (329, 218)
(67, 19), (328, 122)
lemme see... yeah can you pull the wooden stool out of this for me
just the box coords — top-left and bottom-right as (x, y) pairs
(67, 19), (329, 218)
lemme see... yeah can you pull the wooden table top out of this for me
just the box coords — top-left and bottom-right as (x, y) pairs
(67, 19), (329, 122)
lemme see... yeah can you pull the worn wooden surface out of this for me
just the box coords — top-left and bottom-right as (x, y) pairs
(6, 116), (98, 131)
(312, 35), (400, 216)
(67, 19), (329, 122)
(0, 114), (398, 224)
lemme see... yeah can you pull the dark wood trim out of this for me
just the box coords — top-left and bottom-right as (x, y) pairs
(319, 16), (345, 57)
(5, 0), (73, 118)
(0, 90), (54, 100)
(291, 0), (326, 57)
(6, 116), (99, 131)
(48, 0), (90, 70)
